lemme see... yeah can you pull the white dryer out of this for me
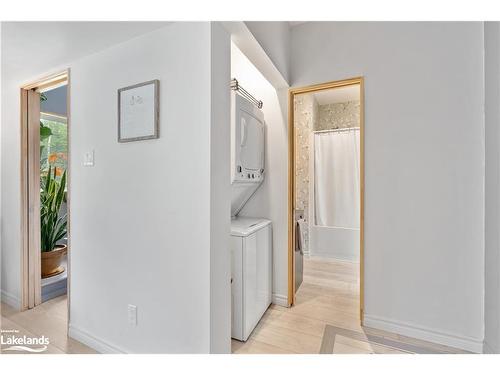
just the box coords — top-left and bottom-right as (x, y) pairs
(231, 217), (272, 341)
(230, 91), (265, 217)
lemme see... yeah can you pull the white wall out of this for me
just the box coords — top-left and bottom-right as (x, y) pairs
(245, 22), (290, 84)
(484, 21), (500, 354)
(0, 48), (26, 310)
(69, 23), (230, 353)
(1, 22), (231, 353)
(231, 43), (290, 306)
(209, 23), (231, 353)
(291, 22), (485, 352)
(0, 21), (170, 310)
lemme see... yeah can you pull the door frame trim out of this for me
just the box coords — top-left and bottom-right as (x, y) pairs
(287, 77), (365, 323)
(20, 70), (70, 311)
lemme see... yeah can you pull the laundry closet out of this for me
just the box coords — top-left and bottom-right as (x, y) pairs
(229, 42), (277, 342)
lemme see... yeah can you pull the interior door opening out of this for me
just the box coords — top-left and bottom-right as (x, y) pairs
(20, 71), (70, 314)
(288, 78), (365, 323)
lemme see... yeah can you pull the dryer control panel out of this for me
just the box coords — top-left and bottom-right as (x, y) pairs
(235, 165), (264, 182)
(231, 91), (265, 184)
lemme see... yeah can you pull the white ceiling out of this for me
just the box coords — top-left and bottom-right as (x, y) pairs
(2, 22), (170, 77)
(312, 84), (360, 105)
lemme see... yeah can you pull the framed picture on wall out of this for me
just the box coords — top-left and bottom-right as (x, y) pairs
(118, 79), (159, 142)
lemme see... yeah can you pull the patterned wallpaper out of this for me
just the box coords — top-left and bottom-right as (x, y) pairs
(316, 101), (360, 131)
(294, 94), (317, 253)
(294, 96), (360, 254)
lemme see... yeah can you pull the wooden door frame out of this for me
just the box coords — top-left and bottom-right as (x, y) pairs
(20, 70), (70, 311)
(20, 88), (41, 309)
(287, 77), (365, 323)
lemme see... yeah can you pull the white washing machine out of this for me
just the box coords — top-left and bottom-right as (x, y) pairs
(231, 217), (272, 341)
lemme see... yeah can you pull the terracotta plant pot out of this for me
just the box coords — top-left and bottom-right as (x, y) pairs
(41, 244), (67, 279)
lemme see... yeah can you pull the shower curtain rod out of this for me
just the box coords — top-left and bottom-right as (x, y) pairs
(313, 127), (360, 134)
(230, 78), (263, 109)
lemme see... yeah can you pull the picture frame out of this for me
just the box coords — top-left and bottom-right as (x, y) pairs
(118, 79), (159, 142)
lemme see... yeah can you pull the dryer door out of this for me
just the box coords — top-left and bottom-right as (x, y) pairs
(239, 109), (264, 172)
(240, 111), (264, 171)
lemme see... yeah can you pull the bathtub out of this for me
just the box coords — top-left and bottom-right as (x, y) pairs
(309, 225), (359, 261)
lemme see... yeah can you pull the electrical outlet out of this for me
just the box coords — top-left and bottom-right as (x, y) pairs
(127, 304), (137, 326)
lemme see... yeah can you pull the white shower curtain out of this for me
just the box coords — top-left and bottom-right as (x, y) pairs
(314, 129), (360, 228)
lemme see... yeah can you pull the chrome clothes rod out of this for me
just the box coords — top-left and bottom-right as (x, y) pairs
(313, 127), (360, 134)
(230, 78), (263, 109)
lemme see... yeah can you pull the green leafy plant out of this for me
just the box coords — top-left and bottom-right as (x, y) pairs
(40, 166), (67, 252)
(40, 122), (52, 142)
(40, 92), (52, 171)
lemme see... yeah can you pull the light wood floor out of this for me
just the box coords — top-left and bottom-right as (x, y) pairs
(1, 295), (96, 354)
(1, 258), (468, 354)
(232, 256), (469, 354)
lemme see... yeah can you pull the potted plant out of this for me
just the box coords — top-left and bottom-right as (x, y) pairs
(40, 166), (67, 278)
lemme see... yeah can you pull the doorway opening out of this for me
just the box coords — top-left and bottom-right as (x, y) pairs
(20, 71), (70, 313)
(288, 77), (364, 324)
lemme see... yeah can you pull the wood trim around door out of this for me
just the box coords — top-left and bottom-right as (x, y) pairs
(65, 70), (72, 326)
(20, 89), (29, 310)
(287, 77), (365, 324)
(20, 88), (42, 309)
(20, 70), (69, 311)
(28, 89), (42, 307)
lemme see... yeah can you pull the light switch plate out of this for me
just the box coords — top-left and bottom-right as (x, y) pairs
(127, 304), (137, 326)
(83, 150), (94, 167)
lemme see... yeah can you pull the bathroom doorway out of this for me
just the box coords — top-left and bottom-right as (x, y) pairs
(288, 77), (364, 322)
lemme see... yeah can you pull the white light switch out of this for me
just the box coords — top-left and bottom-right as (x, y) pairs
(128, 304), (137, 326)
(83, 150), (94, 167)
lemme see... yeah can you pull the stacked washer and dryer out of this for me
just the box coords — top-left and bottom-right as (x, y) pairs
(230, 86), (272, 342)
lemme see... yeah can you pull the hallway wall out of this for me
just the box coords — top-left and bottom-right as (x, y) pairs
(69, 23), (230, 353)
(291, 22), (485, 352)
(1, 22), (231, 354)
(1, 20), (170, 311)
(484, 21), (500, 354)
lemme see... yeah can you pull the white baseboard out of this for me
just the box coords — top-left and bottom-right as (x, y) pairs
(1, 289), (20, 310)
(364, 314), (483, 353)
(272, 293), (289, 307)
(68, 324), (126, 354)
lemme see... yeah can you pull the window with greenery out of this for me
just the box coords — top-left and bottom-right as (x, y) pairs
(40, 118), (68, 178)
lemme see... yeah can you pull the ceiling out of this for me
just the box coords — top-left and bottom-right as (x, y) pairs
(2, 22), (170, 78)
(312, 85), (360, 105)
(41, 84), (67, 116)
